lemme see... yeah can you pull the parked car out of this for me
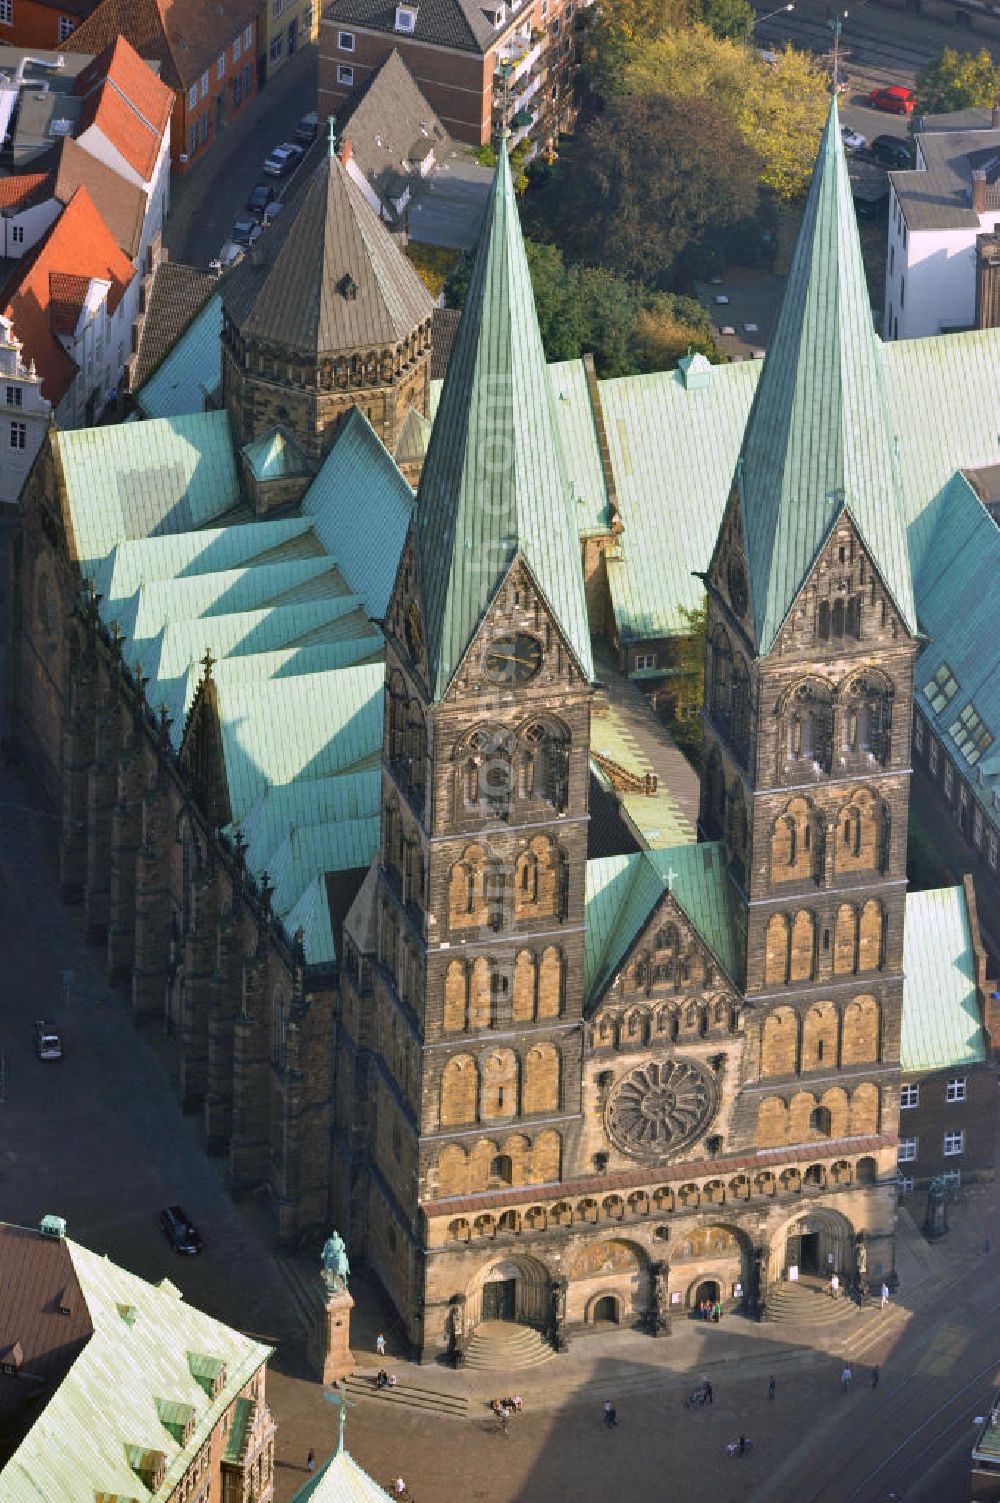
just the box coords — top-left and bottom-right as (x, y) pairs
(263, 142), (304, 177)
(231, 216), (262, 247)
(869, 85), (915, 115)
(841, 125), (866, 153)
(871, 134), (914, 169)
(160, 1205), (202, 1255)
(34, 1020), (62, 1060)
(247, 182), (275, 215)
(262, 201), (285, 226)
(293, 111), (318, 145)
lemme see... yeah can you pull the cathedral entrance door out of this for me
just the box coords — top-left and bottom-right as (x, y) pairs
(786, 1232), (820, 1275)
(694, 1279), (720, 1309)
(482, 1278), (516, 1322)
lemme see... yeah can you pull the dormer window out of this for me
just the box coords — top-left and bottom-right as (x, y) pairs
(488, 3), (506, 20)
(339, 273), (358, 300)
(395, 5), (417, 30)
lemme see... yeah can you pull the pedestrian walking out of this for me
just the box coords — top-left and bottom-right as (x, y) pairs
(307, 1450), (315, 1473)
(841, 1364), (852, 1392)
(880, 1282), (889, 1311)
(603, 1400), (618, 1428)
(738, 1434), (747, 1457)
(376, 1332), (386, 1356)
(830, 1272), (840, 1300)
(871, 1366), (880, 1391)
(704, 1380), (713, 1405)
(768, 1375), (776, 1401)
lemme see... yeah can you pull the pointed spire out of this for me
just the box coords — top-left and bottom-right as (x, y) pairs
(413, 142), (593, 700)
(735, 97), (917, 654)
(327, 113), (337, 158)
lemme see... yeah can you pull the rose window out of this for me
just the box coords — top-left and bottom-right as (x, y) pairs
(605, 1058), (717, 1160)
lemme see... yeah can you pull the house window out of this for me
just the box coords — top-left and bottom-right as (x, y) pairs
(897, 1137), (917, 1163)
(924, 662), (959, 713)
(338, 28), (355, 47)
(898, 1175), (914, 1194)
(58, 15), (75, 38)
(946, 1077), (967, 1103)
(233, 33), (242, 62)
(6, 386), (22, 407)
(914, 714), (923, 753)
(635, 652), (656, 671)
(198, 111), (209, 143)
(188, 83), (198, 109)
(943, 1130), (965, 1156)
(949, 700), (993, 765)
(200, 70), (209, 97)
(944, 760), (953, 798)
(232, 73), (243, 107)
(394, 4), (416, 29)
(244, 23), (254, 47)
(0, 0), (11, 24)
(302, 0), (314, 27)
(337, 62), (353, 83)
(243, 62), (253, 95)
(270, 33), (284, 61)
(990, 830), (998, 871)
(9, 421), (26, 450)
(941, 1168), (961, 1189)
(217, 51), (226, 79)
(11, 225), (23, 244)
(272, 0), (284, 17)
(187, 122), (198, 155)
(899, 1083), (919, 1109)
(974, 805), (984, 846)
(929, 737), (939, 775)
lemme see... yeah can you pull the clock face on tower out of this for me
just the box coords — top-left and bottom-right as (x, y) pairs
(483, 632), (543, 685)
(405, 601), (424, 661)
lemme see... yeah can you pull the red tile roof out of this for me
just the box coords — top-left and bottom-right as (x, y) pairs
(66, 0), (259, 92)
(2, 186), (136, 404)
(73, 35), (174, 181)
(0, 174), (53, 211)
(49, 272), (93, 335)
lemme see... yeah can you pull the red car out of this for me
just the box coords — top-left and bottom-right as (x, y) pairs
(869, 85), (915, 115)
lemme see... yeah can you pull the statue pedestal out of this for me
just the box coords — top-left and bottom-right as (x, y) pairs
(308, 1281), (356, 1385)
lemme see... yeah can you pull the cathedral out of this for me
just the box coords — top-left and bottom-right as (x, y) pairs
(11, 103), (993, 1359)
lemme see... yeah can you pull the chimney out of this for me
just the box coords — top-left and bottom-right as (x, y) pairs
(972, 168), (988, 215)
(339, 137), (353, 167)
(992, 90), (1000, 129)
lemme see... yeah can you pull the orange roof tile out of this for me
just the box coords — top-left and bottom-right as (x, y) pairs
(49, 272), (93, 335)
(0, 174), (53, 211)
(2, 186), (136, 404)
(73, 35), (174, 181)
(66, 0), (259, 92)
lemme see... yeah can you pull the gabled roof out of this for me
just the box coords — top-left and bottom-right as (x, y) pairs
(337, 48), (450, 204)
(0, 172), (53, 211)
(37, 134), (148, 258)
(65, 0), (259, 91)
(132, 263), (218, 395)
(414, 144), (594, 699)
(325, 0), (511, 54)
(0, 1223), (92, 1443)
(48, 271), (94, 335)
(94, 517), (320, 607)
(72, 35), (173, 181)
(242, 425), (315, 482)
(1, 184), (135, 404)
(134, 289), (223, 417)
(302, 407), (414, 620)
(0, 1222), (270, 1503)
(901, 886), (985, 1073)
(584, 843), (740, 1008)
(735, 98), (917, 654)
(238, 147), (434, 357)
(288, 1444), (395, 1503)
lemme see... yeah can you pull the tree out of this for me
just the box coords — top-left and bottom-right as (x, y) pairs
(698, 0), (753, 43)
(917, 46), (1000, 115)
(631, 292), (717, 370)
(526, 94), (760, 284)
(620, 26), (828, 200)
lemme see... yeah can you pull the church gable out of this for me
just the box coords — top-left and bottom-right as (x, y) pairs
(179, 660), (232, 829)
(706, 480), (754, 653)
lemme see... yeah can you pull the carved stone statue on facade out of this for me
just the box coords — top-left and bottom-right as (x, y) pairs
(924, 1175), (950, 1241)
(651, 1261), (671, 1337)
(855, 1235), (867, 1284)
(749, 1244), (768, 1322)
(321, 1230), (351, 1293)
(448, 1295), (466, 1368)
(550, 1277), (569, 1353)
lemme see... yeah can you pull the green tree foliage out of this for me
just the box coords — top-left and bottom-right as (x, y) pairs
(659, 600), (707, 768)
(916, 47), (1000, 115)
(444, 239), (717, 376)
(525, 94), (760, 284)
(699, 0), (753, 42)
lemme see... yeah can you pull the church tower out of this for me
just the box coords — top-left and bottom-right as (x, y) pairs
(702, 99), (918, 1276)
(336, 142), (594, 1354)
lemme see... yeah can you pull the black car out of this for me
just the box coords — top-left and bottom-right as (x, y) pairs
(293, 112), (318, 145)
(871, 135), (914, 170)
(230, 216), (262, 248)
(247, 182), (275, 215)
(160, 1205), (202, 1255)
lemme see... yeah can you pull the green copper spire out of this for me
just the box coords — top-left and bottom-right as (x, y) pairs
(414, 143), (593, 701)
(736, 97), (917, 655)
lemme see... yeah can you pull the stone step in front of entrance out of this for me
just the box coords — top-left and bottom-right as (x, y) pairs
(343, 1374), (470, 1418)
(463, 1321), (555, 1370)
(766, 1280), (863, 1327)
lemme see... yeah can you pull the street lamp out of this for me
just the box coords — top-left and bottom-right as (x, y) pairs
(747, 3), (794, 49)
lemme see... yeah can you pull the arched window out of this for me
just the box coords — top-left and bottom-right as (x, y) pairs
(490, 1153), (513, 1185)
(726, 779), (748, 881)
(771, 796), (821, 884)
(481, 1049), (517, 1117)
(858, 900), (884, 971)
(524, 1042), (559, 1113)
(458, 726), (512, 818)
(440, 1055), (477, 1126)
(836, 790), (888, 876)
(710, 626), (732, 721)
(840, 672), (892, 767)
(490, 966), (512, 1028)
(730, 655), (751, 761)
(765, 913), (790, 985)
(271, 987), (287, 1069)
(517, 719), (570, 810)
(702, 745), (725, 840)
(790, 910), (817, 982)
(783, 681), (834, 774)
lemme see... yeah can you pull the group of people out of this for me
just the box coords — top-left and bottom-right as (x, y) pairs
(697, 1298), (723, 1323)
(375, 1369), (398, 1390)
(491, 1395), (524, 1419)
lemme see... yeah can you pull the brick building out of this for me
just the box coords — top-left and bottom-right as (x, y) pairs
(319, 0), (580, 153)
(64, 0), (260, 171)
(0, 0), (92, 48)
(0, 1215), (275, 1501)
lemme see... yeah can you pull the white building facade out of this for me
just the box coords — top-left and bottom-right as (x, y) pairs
(0, 315), (50, 508)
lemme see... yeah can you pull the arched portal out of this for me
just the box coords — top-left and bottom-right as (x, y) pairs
(692, 1278), (721, 1310)
(589, 1293), (621, 1325)
(466, 1253), (550, 1332)
(774, 1207), (854, 1283)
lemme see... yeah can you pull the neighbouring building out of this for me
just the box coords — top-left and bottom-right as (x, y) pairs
(260, 0), (319, 79)
(287, 1428), (398, 1503)
(12, 101), (1000, 1355)
(0, 0), (92, 49)
(0, 1214), (275, 1501)
(0, 312), (49, 508)
(319, 0), (581, 153)
(63, 0), (260, 171)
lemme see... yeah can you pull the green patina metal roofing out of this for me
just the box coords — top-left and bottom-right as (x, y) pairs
(1, 1230), (270, 1503)
(737, 97), (916, 654)
(284, 875), (337, 966)
(901, 886), (985, 1072)
(232, 769), (382, 873)
(288, 1446), (394, 1503)
(584, 843), (740, 1008)
(413, 145), (594, 699)
(94, 518), (321, 608)
(144, 598), (378, 685)
(242, 424), (315, 482)
(59, 413), (243, 573)
(302, 407), (415, 621)
(394, 405), (432, 468)
(268, 814), (380, 924)
(134, 293), (223, 420)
